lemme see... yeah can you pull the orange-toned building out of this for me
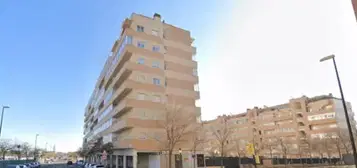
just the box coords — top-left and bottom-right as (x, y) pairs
(83, 13), (200, 168)
(203, 94), (356, 159)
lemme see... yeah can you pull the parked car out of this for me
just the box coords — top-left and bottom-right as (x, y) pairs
(23, 164), (31, 168)
(76, 160), (85, 167)
(28, 163), (40, 168)
(34, 162), (41, 168)
(83, 163), (89, 168)
(92, 165), (104, 168)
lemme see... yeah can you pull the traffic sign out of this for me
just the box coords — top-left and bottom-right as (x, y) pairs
(246, 143), (255, 155)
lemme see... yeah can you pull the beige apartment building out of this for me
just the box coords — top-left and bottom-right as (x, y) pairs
(83, 13), (200, 168)
(353, 0), (357, 20)
(203, 94), (356, 159)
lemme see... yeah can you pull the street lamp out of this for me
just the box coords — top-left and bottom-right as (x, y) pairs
(45, 142), (48, 152)
(0, 106), (10, 137)
(34, 134), (39, 161)
(320, 54), (357, 167)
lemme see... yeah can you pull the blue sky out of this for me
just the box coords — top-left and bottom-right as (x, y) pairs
(0, 0), (234, 152)
(0, 0), (357, 152)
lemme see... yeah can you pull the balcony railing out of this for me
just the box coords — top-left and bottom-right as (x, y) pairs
(105, 35), (133, 81)
(111, 119), (133, 133)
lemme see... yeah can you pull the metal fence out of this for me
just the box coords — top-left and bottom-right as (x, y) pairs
(271, 158), (341, 165)
(205, 157), (256, 168)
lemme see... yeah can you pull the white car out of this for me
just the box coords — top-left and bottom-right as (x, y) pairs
(85, 164), (93, 168)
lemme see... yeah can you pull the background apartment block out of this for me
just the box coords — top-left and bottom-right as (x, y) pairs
(203, 94), (356, 159)
(83, 13), (201, 168)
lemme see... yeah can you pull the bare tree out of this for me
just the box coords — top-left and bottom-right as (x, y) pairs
(263, 137), (278, 159)
(11, 144), (22, 160)
(322, 137), (333, 164)
(191, 124), (206, 168)
(21, 142), (31, 160)
(277, 138), (291, 168)
(0, 139), (12, 160)
(232, 140), (247, 166)
(338, 131), (352, 155)
(299, 137), (313, 164)
(211, 116), (232, 168)
(327, 133), (342, 162)
(149, 103), (196, 168)
(311, 138), (326, 164)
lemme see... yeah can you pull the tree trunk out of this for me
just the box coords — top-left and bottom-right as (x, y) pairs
(168, 151), (172, 168)
(193, 151), (196, 168)
(220, 143), (224, 168)
(2, 152), (5, 160)
(338, 148), (342, 165)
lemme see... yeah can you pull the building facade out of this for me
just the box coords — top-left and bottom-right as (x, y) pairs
(83, 13), (200, 168)
(203, 94), (356, 159)
(353, 0), (357, 20)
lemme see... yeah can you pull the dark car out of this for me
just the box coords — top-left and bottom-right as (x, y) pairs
(67, 161), (73, 165)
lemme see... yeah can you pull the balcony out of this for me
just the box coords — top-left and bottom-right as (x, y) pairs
(296, 111), (303, 115)
(274, 115), (293, 121)
(105, 48), (133, 89)
(310, 127), (338, 134)
(298, 126), (308, 131)
(309, 118), (336, 125)
(165, 87), (200, 100)
(111, 80), (135, 106)
(260, 125), (277, 130)
(111, 119), (133, 133)
(112, 100), (133, 118)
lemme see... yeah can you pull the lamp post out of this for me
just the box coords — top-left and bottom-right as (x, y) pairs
(45, 142), (48, 152)
(320, 54), (357, 167)
(0, 106), (10, 137)
(34, 134), (39, 161)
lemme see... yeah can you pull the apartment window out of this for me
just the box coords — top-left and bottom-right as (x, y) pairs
(152, 95), (161, 102)
(137, 75), (146, 82)
(137, 41), (145, 48)
(137, 93), (146, 100)
(125, 35), (133, 45)
(137, 58), (145, 64)
(152, 45), (160, 52)
(152, 61), (160, 68)
(153, 78), (160, 85)
(152, 30), (159, 36)
(137, 25), (144, 32)
(193, 69), (198, 76)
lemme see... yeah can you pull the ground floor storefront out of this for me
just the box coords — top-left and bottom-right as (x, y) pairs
(86, 149), (203, 168)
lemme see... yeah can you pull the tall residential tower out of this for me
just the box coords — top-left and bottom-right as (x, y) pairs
(83, 13), (200, 168)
